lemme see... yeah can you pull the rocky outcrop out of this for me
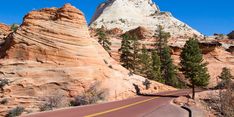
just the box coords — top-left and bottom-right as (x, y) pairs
(0, 4), (174, 116)
(0, 23), (10, 46)
(228, 46), (234, 54)
(127, 26), (151, 39)
(228, 31), (234, 39)
(198, 41), (222, 54)
(90, 0), (202, 37)
(0, 23), (10, 34)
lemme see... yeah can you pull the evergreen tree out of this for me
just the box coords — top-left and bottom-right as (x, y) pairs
(180, 38), (210, 99)
(11, 24), (19, 32)
(219, 67), (233, 88)
(119, 33), (141, 73)
(96, 26), (112, 55)
(219, 67), (233, 81)
(153, 26), (180, 87)
(154, 25), (171, 58)
(139, 45), (152, 78)
(151, 51), (163, 82)
(119, 34), (133, 71)
(161, 46), (179, 87)
(131, 35), (141, 73)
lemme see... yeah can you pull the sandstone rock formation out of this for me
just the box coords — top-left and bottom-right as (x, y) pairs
(90, 0), (202, 37)
(0, 23), (10, 46)
(0, 23), (10, 35)
(0, 4), (174, 116)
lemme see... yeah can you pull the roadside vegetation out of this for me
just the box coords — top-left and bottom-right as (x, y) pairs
(180, 38), (210, 99)
(39, 94), (67, 111)
(119, 26), (183, 88)
(70, 82), (106, 106)
(204, 67), (234, 117)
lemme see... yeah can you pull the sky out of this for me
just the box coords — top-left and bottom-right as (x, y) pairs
(0, 0), (233, 36)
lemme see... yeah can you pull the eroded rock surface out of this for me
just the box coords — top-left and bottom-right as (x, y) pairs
(0, 23), (10, 47)
(0, 4), (174, 116)
(90, 0), (202, 37)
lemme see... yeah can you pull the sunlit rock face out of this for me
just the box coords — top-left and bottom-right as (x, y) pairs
(0, 4), (174, 116)
(0, 23), (10, 47)
(90, 0), (202, 37)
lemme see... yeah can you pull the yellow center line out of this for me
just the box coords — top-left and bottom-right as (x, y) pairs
(84, 91), (182, 117)
(84, 97), (159, 117)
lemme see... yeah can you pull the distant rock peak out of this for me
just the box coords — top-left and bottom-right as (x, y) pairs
(90, 0), (202, 37)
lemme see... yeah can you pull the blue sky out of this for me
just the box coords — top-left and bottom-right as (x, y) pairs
(0, 0), (233, 35)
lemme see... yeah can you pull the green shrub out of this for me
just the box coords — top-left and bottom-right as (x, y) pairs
(10, 24), (19, 32)
(6, 106), (24, 117)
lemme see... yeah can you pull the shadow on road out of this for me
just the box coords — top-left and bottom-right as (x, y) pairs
(132, 84), (190, 98)
(138, 93), (180, 98)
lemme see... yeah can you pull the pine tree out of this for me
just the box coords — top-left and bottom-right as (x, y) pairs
(180, 38), (210, 99)
(219, 67), (233, 88)
(139, 45), (152, 78)
(131, 35), (141, 73)
(151, 51), (163, 82)
(154, 25), (171, 59)
(119, 33), (141, 73)
(153, 26), (179, 87)
(161, 46), (179, 87)
(96, 26), (112, 55)
(119, 34), (133, 71)
(219, 67), (233, 81)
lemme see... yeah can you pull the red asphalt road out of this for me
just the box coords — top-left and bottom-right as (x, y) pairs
(23, 89), (192, 117)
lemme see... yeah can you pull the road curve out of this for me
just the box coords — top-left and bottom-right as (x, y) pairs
(23, 89), (192, 117)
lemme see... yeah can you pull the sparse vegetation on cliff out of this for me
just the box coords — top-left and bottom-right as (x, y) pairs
(0, 78), (9, 91)
(6, 106), (25, 117)
(10, 24), (19, 32)
(70, 83), (106, 106)
(96, 26), (112, 55)
(39, 94), (67, 111)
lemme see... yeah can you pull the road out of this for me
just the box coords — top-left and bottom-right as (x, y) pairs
(24, 89), (192, 117)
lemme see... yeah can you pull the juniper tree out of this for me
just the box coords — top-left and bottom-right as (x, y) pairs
(180, 38), (210, 99)
(96, 26), (112, 55)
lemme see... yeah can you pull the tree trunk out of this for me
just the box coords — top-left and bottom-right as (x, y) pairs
(192, 84), (195, 99)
